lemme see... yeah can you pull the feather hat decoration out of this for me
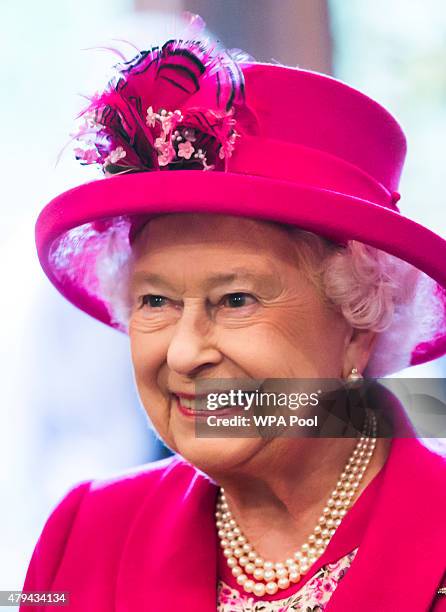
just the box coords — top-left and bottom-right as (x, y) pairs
(71, 16), (256, 176)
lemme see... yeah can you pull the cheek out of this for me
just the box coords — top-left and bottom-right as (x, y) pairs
(129, 331), (178, 448)
(129, 329), (169, 408)
(228, 305), (346, 376)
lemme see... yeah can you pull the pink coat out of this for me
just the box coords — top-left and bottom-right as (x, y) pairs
(20, 392), (446, 611)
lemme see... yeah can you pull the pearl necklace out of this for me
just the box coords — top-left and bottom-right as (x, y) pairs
(215, 409), (377, 597)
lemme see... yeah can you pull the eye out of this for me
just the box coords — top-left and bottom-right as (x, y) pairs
(140, 294), (169, 308)
(221, 292), (257, 308)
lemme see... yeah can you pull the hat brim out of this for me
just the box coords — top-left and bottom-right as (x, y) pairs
(36, 170), (446, 368)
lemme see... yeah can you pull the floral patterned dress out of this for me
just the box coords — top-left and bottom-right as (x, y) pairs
(217, 548), (358, 611)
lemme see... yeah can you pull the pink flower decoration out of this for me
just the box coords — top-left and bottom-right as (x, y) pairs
(145, 106), (157, 127)
(155, 138), (175, 166)
(73, 146), (100, 164)
(177, 141), (195, 160)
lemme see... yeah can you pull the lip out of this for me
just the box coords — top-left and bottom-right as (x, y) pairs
(173, 392), (212, 400)
(171, 387), (262, 399)
(172, 393), (247, 418)
(172, 390), (246, 399)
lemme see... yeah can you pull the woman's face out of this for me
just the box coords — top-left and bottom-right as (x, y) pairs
(128, 213), (355, 472)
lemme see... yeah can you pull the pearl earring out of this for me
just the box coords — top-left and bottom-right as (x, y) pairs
(347, 367), (363, 381)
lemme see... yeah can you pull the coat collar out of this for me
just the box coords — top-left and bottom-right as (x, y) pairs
(116, 385), (446, 611)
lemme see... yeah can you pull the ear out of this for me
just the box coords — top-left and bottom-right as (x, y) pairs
(342, 328), (378, 378)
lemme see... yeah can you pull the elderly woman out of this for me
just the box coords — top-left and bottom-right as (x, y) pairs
(21, 21), (446, 612)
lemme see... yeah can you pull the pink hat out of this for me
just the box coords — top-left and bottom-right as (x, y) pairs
(36, 26), (446, 371)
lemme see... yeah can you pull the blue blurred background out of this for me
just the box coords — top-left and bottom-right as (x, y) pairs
(1, 0), (445, 591)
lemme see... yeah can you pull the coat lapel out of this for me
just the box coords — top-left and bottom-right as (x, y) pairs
(116, 457), (219, 612)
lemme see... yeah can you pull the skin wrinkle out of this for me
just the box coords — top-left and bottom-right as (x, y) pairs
(128, 213), (390, 561)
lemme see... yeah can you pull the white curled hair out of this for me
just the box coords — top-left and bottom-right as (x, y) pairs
(94, 218), (444, 377)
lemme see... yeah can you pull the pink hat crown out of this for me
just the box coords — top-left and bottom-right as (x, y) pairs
(239, 63), (406, 200)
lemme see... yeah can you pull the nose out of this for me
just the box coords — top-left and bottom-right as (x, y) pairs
(166, 301), (222, 376)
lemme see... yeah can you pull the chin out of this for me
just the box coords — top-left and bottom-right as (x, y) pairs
(172, 436), (263, 475)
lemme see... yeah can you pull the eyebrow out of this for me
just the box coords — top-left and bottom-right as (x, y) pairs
(130, 267), (276, 292)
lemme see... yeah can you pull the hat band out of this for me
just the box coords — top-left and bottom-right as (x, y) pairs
(227, 135), (399, 211)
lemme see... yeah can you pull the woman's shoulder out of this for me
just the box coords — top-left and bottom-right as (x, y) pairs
(20, 453), (204, 597)
(50, 452), (202, 523)
(86, 452), (194, 496)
